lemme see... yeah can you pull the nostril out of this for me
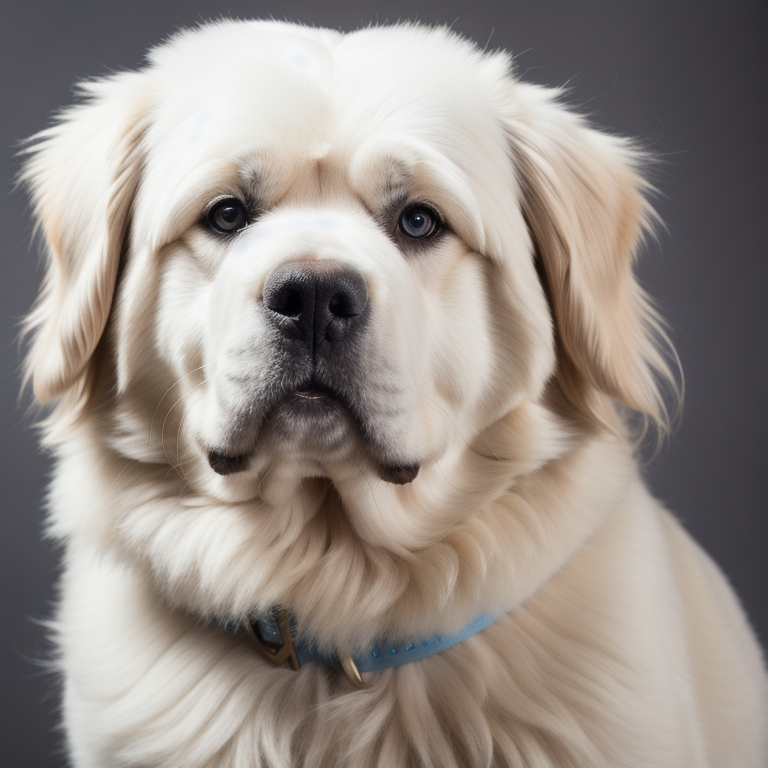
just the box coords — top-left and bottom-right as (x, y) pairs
(267, 286), (304, 317)
(328, 292), (360, 318)
(327, 272), (368, 318)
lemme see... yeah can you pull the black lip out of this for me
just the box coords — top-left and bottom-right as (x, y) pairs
(377, 462), (420, 485)
(208, 450), (250, 476)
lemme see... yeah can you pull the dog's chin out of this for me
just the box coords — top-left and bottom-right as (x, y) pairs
(206, 390), (420, 487)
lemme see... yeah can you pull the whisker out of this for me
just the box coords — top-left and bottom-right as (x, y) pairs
(433, 459), (462, 494)
(106, 460), (134, 495)
(165, 459), (193, 481)
(176, 411), (188, 469)
(352, 454), (382, 515)
(166, 411), (194, 484)
(160, 379), (208, 469)
(178, 479), (191, 499)
(149, 362), (212, 444)
(257, 462), (276, 504)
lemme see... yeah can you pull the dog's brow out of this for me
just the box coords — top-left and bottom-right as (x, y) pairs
(381, 160), (412, 200)
(239, 160), (262, 189)
(238, 155), (272, 199)
(372, 168), (413, 221)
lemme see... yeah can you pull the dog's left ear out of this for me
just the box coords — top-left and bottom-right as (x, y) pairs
(21, 72), (148, 409)
(505, 83), (677, 432)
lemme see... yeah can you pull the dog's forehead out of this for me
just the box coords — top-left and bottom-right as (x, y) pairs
(143, 22), (510, 170)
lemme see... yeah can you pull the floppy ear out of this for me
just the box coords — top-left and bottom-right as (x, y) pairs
(21, 72), (148, 407)
(506, 83), (678, 432)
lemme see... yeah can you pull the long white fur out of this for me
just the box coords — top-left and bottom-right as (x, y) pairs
(22, 20), (767, 768)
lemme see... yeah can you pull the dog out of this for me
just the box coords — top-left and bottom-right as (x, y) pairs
(21, 20), (767, 767)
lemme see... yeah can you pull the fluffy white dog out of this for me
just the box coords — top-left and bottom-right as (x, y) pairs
(22, 20), (767, 768)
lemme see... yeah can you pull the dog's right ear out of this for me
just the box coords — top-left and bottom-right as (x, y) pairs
(21, 72), (149, 407)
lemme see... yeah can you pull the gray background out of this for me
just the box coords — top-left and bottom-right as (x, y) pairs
(1, 1), (765, 765)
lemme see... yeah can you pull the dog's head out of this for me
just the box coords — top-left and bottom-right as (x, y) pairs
(22, 22), (675, 620)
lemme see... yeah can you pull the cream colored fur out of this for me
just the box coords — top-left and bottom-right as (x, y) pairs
(22, 21), (767, 768)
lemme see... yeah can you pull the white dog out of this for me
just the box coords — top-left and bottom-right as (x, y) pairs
(22, 20), (767, 767)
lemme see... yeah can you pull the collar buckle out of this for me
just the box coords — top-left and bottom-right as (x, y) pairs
(246, 607), (301, 671)
(246, 607), (367, 687)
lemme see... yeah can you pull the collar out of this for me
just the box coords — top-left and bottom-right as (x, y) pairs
(246, 607), (498, 688)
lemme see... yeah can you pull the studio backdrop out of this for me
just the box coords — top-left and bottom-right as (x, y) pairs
(1, 2), (765, 766)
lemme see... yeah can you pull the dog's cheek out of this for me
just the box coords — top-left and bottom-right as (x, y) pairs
(417, 252), (497, 428)
(368, 262), (461, 462)
(157, 263), (209, 370)
(111, 241), (220, 465)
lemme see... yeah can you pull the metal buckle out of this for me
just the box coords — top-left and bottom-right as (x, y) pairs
(246, 607), (367, 688)
(246, 607), (301, 671)
(339, 655), (366, 688)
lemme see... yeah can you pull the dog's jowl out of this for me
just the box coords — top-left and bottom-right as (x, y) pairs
(21, 20), (767, 768)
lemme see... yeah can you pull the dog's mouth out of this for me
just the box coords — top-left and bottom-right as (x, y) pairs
(207, 382), (339, 475)
(294, 390), (327, 400)
(280, 381), (345, 411)
(288, 384), (336, 405)
(205, 380), (420, 484)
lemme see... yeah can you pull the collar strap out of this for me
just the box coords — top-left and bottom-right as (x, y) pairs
(246, 608), (498, 688)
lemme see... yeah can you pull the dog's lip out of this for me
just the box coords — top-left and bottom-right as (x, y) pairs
(289, 380), (339, 403)
(208, 450), (250, 476)
(205, 380), (419, 484)
(206, 381), (341, 475)
(294, 389), (327, 400)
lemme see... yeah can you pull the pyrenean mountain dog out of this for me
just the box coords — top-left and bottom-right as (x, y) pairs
(22, 20), (767, 768)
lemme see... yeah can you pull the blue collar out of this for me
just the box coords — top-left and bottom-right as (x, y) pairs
(246, 608), (498, 688)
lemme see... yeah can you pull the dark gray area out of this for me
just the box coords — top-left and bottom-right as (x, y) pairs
(2, 2), (765, 765)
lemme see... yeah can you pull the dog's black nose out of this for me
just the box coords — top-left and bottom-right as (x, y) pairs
(262, 261), (369, 348)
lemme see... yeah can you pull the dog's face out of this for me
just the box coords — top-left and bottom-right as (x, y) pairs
(115, 23), (554, 502)
(24, 21), (670, 625)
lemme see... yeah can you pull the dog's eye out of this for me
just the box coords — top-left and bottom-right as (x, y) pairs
(206, 198), (249, 234)
(398, 205), (439, 239)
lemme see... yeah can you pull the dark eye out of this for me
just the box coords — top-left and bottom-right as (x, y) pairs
(398, 205), (439, 239)
(207, 198), (249, 234)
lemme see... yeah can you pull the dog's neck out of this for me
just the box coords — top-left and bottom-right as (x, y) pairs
(244, 606), (499, 688)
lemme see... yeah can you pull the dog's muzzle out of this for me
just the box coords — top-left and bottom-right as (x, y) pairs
(205, 259), (421, 484)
